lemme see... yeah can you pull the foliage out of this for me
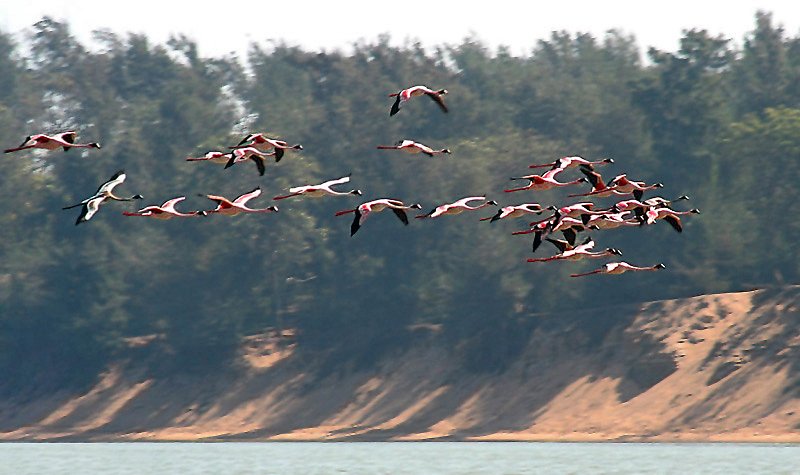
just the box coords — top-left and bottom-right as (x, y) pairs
(0, 14), (796, 384)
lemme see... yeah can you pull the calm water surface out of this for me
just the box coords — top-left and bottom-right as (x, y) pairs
(1, 442), (798, 475)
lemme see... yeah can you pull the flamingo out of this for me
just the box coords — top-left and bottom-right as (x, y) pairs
(481, 203), (544, 222)
(513, 213), (596, 253)
(570, 262), (666, 277)
(571, 172), (663, 199)
(231, 133), (303, 162)
(376, 140), (451, 157)
(273, 175), (362, 200)
(223, 146), (277, 176)
(504, 167), (586, 193)
(528, 155), (614, 170)
(185, 150), (233, 165)
(334, 198), (423, 236)
(200, 187), (279, 216)
(580, 211), (640, 230)
(123, 197), (205, 219)
(62, 170), (143, 225)
(527, 237), (623, 263)
(389, 85), (448, 116)
(544, 202), (603, 219)
(642, 207), (700, 232)
(5, 131), (101, 153)
(416, 196), (497, 219)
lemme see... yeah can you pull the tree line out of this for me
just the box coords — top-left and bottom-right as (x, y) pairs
(0, 12), (797, 388)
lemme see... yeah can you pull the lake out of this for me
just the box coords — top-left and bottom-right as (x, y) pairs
(1, 442), (798, 474)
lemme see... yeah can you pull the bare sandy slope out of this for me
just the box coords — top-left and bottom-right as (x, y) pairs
(1, 286), (798, 442)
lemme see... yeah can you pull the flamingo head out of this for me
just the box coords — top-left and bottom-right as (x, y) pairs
(89, 142), (101, 149)
(437, 89), (448, 95)
(132, 194), (144, 200)
(410, 203), (423, 210)
(602, 158), (614, 164)
(689, 208), (701, 214)
(654, 263), (666, 270)
(487, 200), (498, 206)
(608, 248), (623, 256)
(351, 189), (363, 196)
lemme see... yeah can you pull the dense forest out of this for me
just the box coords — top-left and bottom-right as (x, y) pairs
(0, 12), (798, 389)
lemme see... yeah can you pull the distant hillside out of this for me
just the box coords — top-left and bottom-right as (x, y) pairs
(1, 286), (798, 442)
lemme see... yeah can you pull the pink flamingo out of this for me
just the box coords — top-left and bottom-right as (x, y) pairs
(185, 150), (232, 165)
(570, 262), (666, 277)
(643, 207), (700, 232)
(416, 196), (497, 219)
(200, 187), (279, 216)
(123, 197), (205, 219)
(504, 167), (586, 193)
(232, 133), (303, 161)
(376, 140), (451, 157)
(528, 155), (614, 170)
(389, 85), (448, 116)
(224, 146), (277, 176)
(481, 203), (544, 222)
(335, 198), (422, 236)
(527, 237), (622, 263)
(5, 131), (101, 153)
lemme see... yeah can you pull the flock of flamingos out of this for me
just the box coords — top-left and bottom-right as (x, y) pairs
(3, 85), (698, 278)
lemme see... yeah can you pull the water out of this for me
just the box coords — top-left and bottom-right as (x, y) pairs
(1, 442), (798, 475)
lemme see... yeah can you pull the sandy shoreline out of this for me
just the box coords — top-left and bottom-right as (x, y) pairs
(2, 286), (798, 443)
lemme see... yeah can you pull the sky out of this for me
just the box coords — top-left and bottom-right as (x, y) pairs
(2, 1), (800, 59)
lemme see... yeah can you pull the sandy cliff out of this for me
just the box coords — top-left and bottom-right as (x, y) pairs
(1, 286), (798, 442)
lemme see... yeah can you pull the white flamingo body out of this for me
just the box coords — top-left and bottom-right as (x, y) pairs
(273, 175), (362, 200)
(570, 261), (666, 277)
(417, 196), (497, 219)
(62, 170), (143, 225)
(482, 203), (544, 222)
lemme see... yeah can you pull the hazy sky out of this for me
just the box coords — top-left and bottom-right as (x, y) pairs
(2, 1), (799, 59)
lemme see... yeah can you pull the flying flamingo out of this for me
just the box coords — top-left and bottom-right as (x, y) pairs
(200, 187), (279, 216)
(231, 133), (303, 162)
(504, 167), (586, 193)
(527, 237), (623, 263)
(389, 85), (448, 116)
(223, 146), (277, 176)
(62, 170), (143, 225)
(579, 211), (640, 230)
(416, 196), (497, 219)
(122, 197), (205, 219)
(481, 203), (545, 222)
(642, 207), (700, 232)
(5, 131), (101, 153)
(376, 140), (451, 157)
(273, 175), (362, 200)
(571, 172), (663, 199)
(185, 150), (233, 165)
(528, 155), (614, 170)
(335, 198), (423, 236)
(570, 262), (666, 277)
